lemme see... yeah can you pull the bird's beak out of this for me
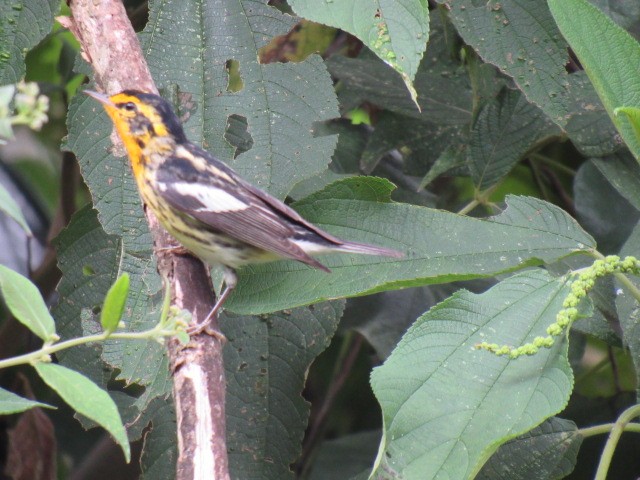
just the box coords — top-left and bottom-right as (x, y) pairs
(84, 90), (116, 107)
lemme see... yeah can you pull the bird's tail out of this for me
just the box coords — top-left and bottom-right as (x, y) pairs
(333, 240), (404, 258)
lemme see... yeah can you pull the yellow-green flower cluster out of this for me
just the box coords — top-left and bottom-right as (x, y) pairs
(477, 256), (640, 359)
(13, 82), (49, 130)
(0, 81), (49, 144)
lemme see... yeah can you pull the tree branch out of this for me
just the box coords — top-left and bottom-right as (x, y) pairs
(64, 1), (229, 478)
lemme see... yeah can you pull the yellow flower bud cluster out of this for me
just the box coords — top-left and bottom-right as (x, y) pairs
(477, 256), (640, 359)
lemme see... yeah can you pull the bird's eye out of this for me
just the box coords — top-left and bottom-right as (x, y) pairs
(123, 102), (137, 112)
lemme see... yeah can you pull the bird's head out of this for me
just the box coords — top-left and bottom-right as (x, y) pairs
(85, 89), (187, 149)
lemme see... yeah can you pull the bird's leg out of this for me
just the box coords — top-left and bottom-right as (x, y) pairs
(188, 267), (237, 337)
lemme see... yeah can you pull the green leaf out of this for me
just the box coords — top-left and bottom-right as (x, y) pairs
(0, 264), (56, 341)
(361, 111), (464, 175)
(477, 417), (582, 480)
(370, 270), (574, 479)
(100, 273), (130, 334)
(615, 106), (640, 149)
(615, 223), (640, 397)
(34, 362), (130, 462)
(439, 0), (571, 126)
(0, 386), (52, 414)
(308, 430), (381, 480)
(225, 178), (595, 314)
(549, 0), (640, 160)
(222, 301), (344, 479)
(342, 284), (472, 360)
(565, 72), (620, 158)
(138, 398), (176, 480)
(591, 152), (640, 212)
(0, 0), (60, 83)
(468, 88), (561, 191)
(289, 0), (429, 106)
(574, 159), (640, 254)
(53, 206), (120, 383)
(138, 0), (339, 198)
(0, 183), (31, 235)
(418, 144), (468, 189)
(327, 14), (471, 122)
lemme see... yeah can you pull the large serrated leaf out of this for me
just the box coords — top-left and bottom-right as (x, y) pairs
(549, 0), (640, 160)
(370, 270), (574, 479)
(52, 207), (171, 409)
(0, 0), (59, 83)
(327, 13), (471, 122)
(439, 0), (571, 126)
(592, 151), (640, 213)
(574, 160), (640, 254)
(225, 178), (595, 314)
(468, 87), (561, 191)
(477, 417), (582, 480)
(360, 111), (465, 175)
(53, 206), (120, 384)
(139, 398), (177, 480)
(139, 0), (339, 198)
(289, 0), (429, 105)
(222, 300), (344, 479)
(565, 72), (621, 158)
(308, 430), (381, 480)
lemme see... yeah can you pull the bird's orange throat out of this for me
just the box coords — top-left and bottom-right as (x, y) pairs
(103, 108), (149, 180)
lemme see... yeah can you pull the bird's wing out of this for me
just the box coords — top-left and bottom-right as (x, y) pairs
(155, 153), (329, 271)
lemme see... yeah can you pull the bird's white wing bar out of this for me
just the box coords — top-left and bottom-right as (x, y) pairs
(159, 182), (249, 212)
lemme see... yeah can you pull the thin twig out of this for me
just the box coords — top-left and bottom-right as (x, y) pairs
(594, 404), (640, 480)
(298, 333), (364, 477)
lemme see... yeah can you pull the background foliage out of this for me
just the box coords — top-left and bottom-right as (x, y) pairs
(1, 0), (640, 479)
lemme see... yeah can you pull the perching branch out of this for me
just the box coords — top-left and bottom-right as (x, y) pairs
(63, 1), (229, 478)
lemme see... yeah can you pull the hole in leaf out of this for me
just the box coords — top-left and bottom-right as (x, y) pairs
(259, 21), (337, 64)
(92, 305), (101, 315)
(83, 265), (95, 276)
(225, 59), (244, 93)
(224, 114), (254, 158)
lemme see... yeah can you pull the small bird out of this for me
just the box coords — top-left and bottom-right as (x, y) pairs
(86, 89), (403, 332)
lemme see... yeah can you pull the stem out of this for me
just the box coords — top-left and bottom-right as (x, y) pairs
(457, 199), (479, 215)
(457, 184), (501, 216)
(613, 271), (640, 304)
(0, 325), (174, 370)
(594, 404), (640, 480)
(298, 333), (364, 478)
(528, 158), (551, 202)
(580, 422), (640, 438)
(530, 152), (577, 176)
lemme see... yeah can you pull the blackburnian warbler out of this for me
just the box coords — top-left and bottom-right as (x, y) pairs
(86, 90), (403, 330)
